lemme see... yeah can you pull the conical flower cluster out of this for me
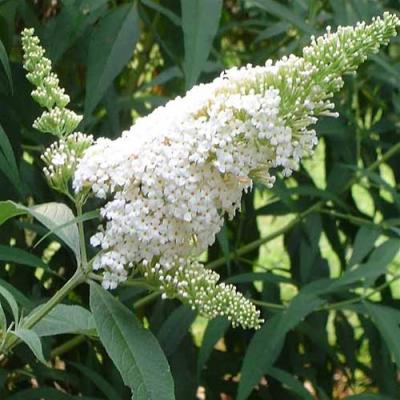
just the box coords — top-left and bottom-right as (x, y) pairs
(21, 13), (396, 329)
(72, 13), (399, 329)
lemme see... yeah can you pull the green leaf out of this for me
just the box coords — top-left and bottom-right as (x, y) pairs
(346, 394), (397, 400)
(0, 124), (22, 195)
(43, 0), (109, 62)
(197, 316), (230, 378)
(364, 303), (400, 370)
(141, 0), (181, 26)
(268, 367), (313, 400)
(0, 284), (19, 323)
(6, 387), (100, 400)
(70, 362), (121, 400)
(89, 282), (175, 400)
(33, 304), (96, 337)
(349, 225), (381, 266)
(33, 209), (99, 249)
(29, 202), (80, 262)
(0, 278), (32, 310)
(0, 38), (12, 93)
(237, 292), (324, 400)
(332, 239), (400, 290)
(157, 305), (196, 356)
(0, 245), (56, 275)
(0, 201), (80, 262)
(225, 272), (292, 285)
(0, 302), (6, 332)
(181, 0), (223, 89)
(85, 3), (139, 115)
(13, 328), (47, 364)
(216, 224), (231, 269)
(249, 0), (315, 34)
(0, 200), (25, 225)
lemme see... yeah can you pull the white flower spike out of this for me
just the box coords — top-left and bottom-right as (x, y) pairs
(73, 13), (399, 329)
(22, 14), (399, 329)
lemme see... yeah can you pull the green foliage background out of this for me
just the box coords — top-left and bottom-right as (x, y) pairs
(1, 0), (400, 399)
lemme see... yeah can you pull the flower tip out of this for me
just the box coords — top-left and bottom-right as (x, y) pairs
(21, 27), (35, 37)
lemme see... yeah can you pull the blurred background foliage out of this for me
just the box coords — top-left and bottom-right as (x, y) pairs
(1, 0), (400, 399)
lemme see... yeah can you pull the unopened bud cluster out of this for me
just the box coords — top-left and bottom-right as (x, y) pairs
(21, 28), (82, 138)
(22, 28), (90, 195)
(143, 259), (262, 329)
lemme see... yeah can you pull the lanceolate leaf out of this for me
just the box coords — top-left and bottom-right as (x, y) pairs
(0, 38), (12, 93)
(0, 302), (6, 331)
(13, 328), (47, 364)
(33, 304), (96, 337)
(70, 362), (121, 400)
(250, 0), (315, 34)
(237, 293), (324, 400)
(349, 225), (381, 266)
(0, 201), (81, 263)
(85, 3), (139, 115)
(6, 387), (100, 400)
(29, 202), (80, 262)
(181, 0), (223, 89)
(364, 303), (400, 370)
(0, 245), (55, 275)
(33, 209), (99, 249)
(0, 124), (22, 196)
(0, 201), (25, 226)
(0, 278), (32, 310)
(197, 316), (230, 378)
(268, 367), (314, 400)
(89, 282), (175, 400)
(157, 305), (196, 357)
(0, 284), (19, 323)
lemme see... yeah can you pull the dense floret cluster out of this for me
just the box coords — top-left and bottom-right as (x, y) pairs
(23, 13), (399, 329)
(41, 132), (93, 195)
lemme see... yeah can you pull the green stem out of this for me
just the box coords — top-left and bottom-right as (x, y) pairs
(133, 291), (161, 310)
(1, 270), (85, 357)
(50, 289), (161, 360)
(207, 202), (320, 270)
(322, 273), (400, 311)
(76, 202), (88, 272)
(252, 299), (286, 310)
(51, 334), (85, 359)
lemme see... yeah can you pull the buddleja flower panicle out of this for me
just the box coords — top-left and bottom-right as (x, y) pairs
(77, 14), (399, 328)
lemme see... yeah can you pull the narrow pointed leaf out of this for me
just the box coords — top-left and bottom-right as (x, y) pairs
(89, 282), (175, 400)
(181, 0), (223, 89)
(197, 316), (230, 378)
(237, 293), (324, 400)
(0, 201), (80, 262)
(13, 328), (47, 364)
(0, 201), (25, 225)
(0, 39), (12, 93)
(85, 3), (139, 115)
(0, 245), (56, 275)
(34, 304), (96, 337)
(0, 285), (19, 322)
(364, 303), (400, 369)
